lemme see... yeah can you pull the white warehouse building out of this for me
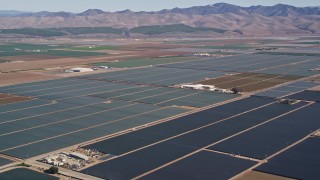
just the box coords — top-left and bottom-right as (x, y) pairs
(70, 152), (89, 161)
(65, 67), (94, 73)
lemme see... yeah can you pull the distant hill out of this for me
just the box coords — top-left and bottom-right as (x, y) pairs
(78, 9), (106, 16)
(0, 3), (319, 36)
(0, 10), (26, 17)
(0, 24), (227, 37)
(18, 11), (74, 18)
(2, 3), (319, 17)
(156, 3), (320, 16)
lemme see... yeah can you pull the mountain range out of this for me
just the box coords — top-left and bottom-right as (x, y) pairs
(0, 3), (319, 36)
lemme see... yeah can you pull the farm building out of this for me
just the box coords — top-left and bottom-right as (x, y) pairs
(65, 67), (94, 73)
(181, 84), (205, 90)
(70, 152), (89, 161)
(181, 84), (216, 91)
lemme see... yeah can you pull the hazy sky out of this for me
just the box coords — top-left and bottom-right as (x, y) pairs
(2, 0), (320, 12)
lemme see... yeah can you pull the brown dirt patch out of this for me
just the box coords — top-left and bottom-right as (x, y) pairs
(190, 39), (266, 47)
(197, 73), (302, 92)
(313, 131), (320, 136)
(121, 43), (184, 50)
(236, 171), (294, 180)
(0, 50), (186, 73)
(0, 93), (33, 105)
(0, 72), (57, 86)
(309, 86), (320, 91)
(2, 55), (61, 61)
(307, 76), (320, 83)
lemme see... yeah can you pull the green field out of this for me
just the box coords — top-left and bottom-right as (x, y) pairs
(256, 51), (320, 56)
(208, 51), (241, 55)
(1, 24), (227, 37)
(260, 45), (299, 49)
(0, 27), (122, 36)
(298, 37), (320, 41)
(62, 27), (123, 35)
(192, 45), (253, 50)
(0, 51), (37, 57)
(92, 56), (203, 68)
(69, 45), (120, 51)
(167, 40), (224, 44)
(0, 49), (106, 57)
(44, 50), (106, 57)
(295, 41), (320, 44)
(0, 28), (66, 37)
(0, 43), (107, 57)
(131, 24), (227, 35)
(0, 44), (66, 51)
(0, 168), (58, 180)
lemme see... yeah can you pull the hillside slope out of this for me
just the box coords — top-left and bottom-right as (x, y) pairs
(0, 3), (319, 36)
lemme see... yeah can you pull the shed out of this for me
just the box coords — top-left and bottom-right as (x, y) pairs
(70, 152), (89, 161)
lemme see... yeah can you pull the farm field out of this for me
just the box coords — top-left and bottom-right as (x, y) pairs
(235, 171), (294, 180)
(0, 68), (238, 159)
(0, 44), (66, 51)
(256, 51), (320, 56)
(197, 73), (302, 92)
(192, 44), (254, 50)
(1, 55), (63, 61)
(0, 72), (57, 86)
(310, 85), (320, 91)
(0, 44), (77, 59)
(255, 137), (320, 180)
(69, 45), (120, 51)
(0, 93), (33, 105)
(92, 56), (205, 68)
(0, 36), (320, 180)
(0, 50), (107, 58)
(81, 96), (319, 179)
(255, 81), (320, 99)
(0, 44), (186, 73)
(140, 151), (257, 180)
(0, 168), (58, 180)
(0, 157), (13, 167)
(307, 75), (320, 82)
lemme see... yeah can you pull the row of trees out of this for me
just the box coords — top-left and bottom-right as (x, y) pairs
(231, 87), (242, 94)
(44, 166), (59, 174)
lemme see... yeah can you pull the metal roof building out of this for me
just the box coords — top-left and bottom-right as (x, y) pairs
(70, 152), (89, 161)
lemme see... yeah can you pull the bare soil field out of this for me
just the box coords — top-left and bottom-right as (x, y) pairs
(314, 131), (320, 137)
(310, 86), (320, 91)
(189, 39), (272, 46)
(0, 93), (33, 105)
(2, 55), (61, 61)
(0, 72), (57, 86)
(0, 50), (185, 73)
(121, 43), (184, 50)
(0, 48), (186, 85)
(235, 171), (294, 180)
(116, 50), (186, 58)
(197, 73), (302, 92)
(307, 76), (320, 82)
